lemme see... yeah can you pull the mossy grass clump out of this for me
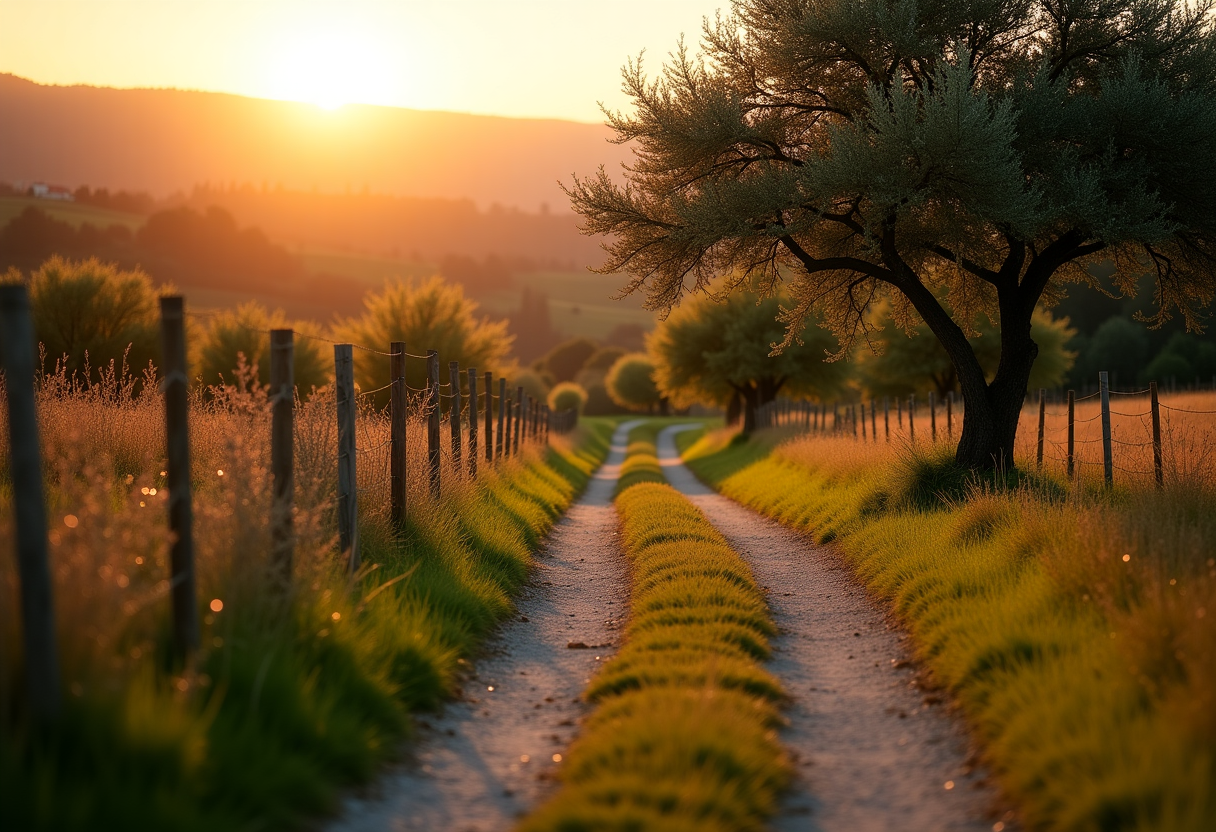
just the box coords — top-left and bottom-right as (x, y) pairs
(521, 422), (789, 831)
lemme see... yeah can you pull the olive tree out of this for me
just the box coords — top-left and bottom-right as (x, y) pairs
(568, 0), (1216, 470)
(648, 289), (848, 432)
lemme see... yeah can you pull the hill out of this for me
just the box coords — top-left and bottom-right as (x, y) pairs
(0, 73), (630, 213)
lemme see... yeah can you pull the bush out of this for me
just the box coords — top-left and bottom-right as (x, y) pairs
(195, 302), (330, 393)
(512, 369), (550, 403)
(542, 337), (598, 383)
(26, 256), (163, 381)
(606, 353), (664, 413)
(333, 277), (513, 408)
(548, 381), (587, 414)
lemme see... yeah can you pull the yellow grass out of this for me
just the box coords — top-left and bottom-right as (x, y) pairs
(681, 422), (1216, 831)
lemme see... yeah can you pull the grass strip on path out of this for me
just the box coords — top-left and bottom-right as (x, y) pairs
(1, 420), (614, 832)
(679, 428), (1216, 832)
(519, 421), (790, 832)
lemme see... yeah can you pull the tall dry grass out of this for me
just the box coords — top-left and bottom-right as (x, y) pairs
(0, 353), (589, 831)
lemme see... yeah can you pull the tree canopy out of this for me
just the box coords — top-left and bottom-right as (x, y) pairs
(648, 289), (848, 431)
(568, 0), (1216, 468)
(195, 301), (330, 395)
(334, 277), (513, 408)
(607, 353), (667, 413)
(25, 256), (162, 381)
(859, 308), (1076, 398)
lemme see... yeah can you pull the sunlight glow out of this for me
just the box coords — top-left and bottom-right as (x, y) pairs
(265, 24), (397, 110)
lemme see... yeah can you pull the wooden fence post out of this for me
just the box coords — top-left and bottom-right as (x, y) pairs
(908, 394), (916, 442)
(497, 378), (506, 459)
(1150, 381), (1163, 488)
(929, 391), (938, 442)
(1067, 389), (1075, 479)
(484, 371), (494, 464)
(897, 395), (904, 429)
(269, 329), (294, 578)
(946, 392), (954, 439)
(517, 389), (526, 449)
(427, 350), (441, 498)
(159, 296), (199, 657)
(514, 387), (524, 452)
(0, 285), (62, 718)
(335, 344), (359, 570)
(870, 400), (877, 439)
(504, 394), (514, 457)
(884, 396), (890, 441)
(860, 403), (867, 440)
(1037, 388), (1046, 469)
(1099, 371), (1113, 488)
(467, 367), (478, 478)
(390, 342), (406, 528)
(449, 361), (462, 476)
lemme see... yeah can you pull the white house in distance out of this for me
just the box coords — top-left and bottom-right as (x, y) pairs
(29, 182), (74, 201)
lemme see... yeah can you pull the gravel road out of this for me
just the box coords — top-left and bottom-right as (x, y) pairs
(324, 420), (646, 832)
(657, 425), (1010, 832)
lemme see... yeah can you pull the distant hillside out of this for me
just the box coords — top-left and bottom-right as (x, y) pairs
(177, 185), (603, 265)
(0, 74), (631, 213)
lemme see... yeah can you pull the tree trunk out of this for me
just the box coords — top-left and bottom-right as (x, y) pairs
(726, 391), (742, 426)
(739, 384), (759, 434)
(659, 397), (670, 416)
(892, 267), (1034, 473)
(953, 298), (1038, 472)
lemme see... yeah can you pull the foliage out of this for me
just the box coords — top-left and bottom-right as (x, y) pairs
(568, 0), (1216, 468)
(1143, 333), (1216, 385)
(1072, 316), (1151, 389)
(648, 288), (847, 430)
(513, 368), (551, 403)
(547, 381), (588, 414)
(574, 367), (632, 417)
(0, 359), (613, 831)
(522, 424), (788, 831)
(859, 308), (1076, 397)
(194, 301), (330, 393)
(541, 337), (598, 383)
(584, 346), (627, 373)
(606, 353), (665, 412)
(334, 277), (513, 408)
(682, 429), (1216, 832)
(25, 256), (163, 381)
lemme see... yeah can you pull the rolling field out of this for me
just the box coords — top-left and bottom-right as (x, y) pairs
(0, 195), (144, 230)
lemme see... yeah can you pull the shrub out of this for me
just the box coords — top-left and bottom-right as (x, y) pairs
(606, 353), (664, 413)
(548, 381), (587, 414)
(195, 301), (329, 393)
(26, 256), (163, 381)
(333, 277), (513, 408)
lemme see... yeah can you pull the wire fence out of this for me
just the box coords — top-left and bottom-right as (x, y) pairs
(0, 288), (580, 704)
(755, 372), (1216, 491)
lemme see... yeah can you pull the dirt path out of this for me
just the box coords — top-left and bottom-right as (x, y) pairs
(325, 420), (646, 832)
(657, 425), (1006, 832)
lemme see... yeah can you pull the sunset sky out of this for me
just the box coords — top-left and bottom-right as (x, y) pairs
(0, 1), (727, 121)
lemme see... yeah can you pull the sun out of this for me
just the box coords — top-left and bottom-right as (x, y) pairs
(266, 27), (395, 110)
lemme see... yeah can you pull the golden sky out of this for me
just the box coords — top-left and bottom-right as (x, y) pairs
(0, 0), (727, 121)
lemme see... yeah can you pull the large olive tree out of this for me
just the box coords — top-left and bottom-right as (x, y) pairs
(568, 0), (1216, 470)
